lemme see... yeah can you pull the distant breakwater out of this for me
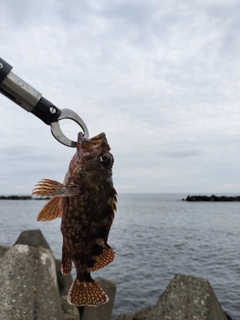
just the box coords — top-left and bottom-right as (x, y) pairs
(0, 195), (50, 200)
(183, 195), (240, 202)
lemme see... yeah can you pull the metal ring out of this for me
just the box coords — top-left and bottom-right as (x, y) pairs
(50, 108), (89, 147)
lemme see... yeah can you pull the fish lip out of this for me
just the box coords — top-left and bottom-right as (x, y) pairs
(77, 132), (107, 153)
(77, 132), (106, 145)
(77, 132), (85, 143)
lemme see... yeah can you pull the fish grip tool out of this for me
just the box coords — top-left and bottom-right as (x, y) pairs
(0, 57), (89, 147)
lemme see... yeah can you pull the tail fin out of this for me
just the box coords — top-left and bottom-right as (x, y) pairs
(67, 278), (109, 307)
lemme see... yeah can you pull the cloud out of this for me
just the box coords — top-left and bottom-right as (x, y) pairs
(159, 150), (204, 158)
(0, 0), (240, 193)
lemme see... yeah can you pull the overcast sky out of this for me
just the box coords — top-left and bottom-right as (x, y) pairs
(0, 0), (240, 194)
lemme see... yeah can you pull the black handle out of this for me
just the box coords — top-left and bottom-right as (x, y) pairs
(0, 57), (62, 125)
(31, 97), (62, 125)
(0, 58), (12, 84)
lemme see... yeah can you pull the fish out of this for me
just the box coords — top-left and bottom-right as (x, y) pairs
(32, 132), (117, 307)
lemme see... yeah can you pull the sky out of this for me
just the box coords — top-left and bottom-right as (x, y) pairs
(0, 0), (240, 194)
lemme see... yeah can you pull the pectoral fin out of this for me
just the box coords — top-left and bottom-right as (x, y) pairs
(32, 179), (81, 197)
(37, 197), (66, 221)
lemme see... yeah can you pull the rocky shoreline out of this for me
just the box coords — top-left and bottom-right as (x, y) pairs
(0, 230), (232, 320)
(183, 194), (240, 202)
(0, 195), (50, 200)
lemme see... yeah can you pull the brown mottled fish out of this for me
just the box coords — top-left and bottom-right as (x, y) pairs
(32, 132), (117, 306)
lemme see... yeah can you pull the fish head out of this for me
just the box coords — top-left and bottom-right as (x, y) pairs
(65, 132), (114, 190)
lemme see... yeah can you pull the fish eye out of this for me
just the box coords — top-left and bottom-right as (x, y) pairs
(100, 153), (112, 166)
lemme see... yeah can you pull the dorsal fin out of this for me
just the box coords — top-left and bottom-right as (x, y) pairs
(91, 246), (115, 272)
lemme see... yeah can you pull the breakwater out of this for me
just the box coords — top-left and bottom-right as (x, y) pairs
(183, 194), (240, 201)
(0, 229), (232, 320)
(0, 195), (50, 200)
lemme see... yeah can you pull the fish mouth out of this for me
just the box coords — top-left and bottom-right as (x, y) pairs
(77, 132), (107, 151)
(77, 132), (85, 143)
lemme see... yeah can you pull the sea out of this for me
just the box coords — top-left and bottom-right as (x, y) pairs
(0, 193), (239, 319)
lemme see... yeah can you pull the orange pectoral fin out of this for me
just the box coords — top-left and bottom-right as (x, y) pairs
(32, 179), (81, 197)
(37, 197), (66, 221)
(91, 246), (115, 272)
(32, 179), (65, 197)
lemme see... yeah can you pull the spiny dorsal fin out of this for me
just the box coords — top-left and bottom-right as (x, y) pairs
(112, 187), (117, 212)
(37, 197), (66, 221)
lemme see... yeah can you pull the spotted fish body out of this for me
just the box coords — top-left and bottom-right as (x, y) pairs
(32, 132), (117, 306)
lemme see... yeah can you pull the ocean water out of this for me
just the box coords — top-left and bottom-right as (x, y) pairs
(0, 194), (239, 319)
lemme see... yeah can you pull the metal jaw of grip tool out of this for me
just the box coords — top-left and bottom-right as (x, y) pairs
(51, 109), (89, 147)
(0, 57), (89, 147)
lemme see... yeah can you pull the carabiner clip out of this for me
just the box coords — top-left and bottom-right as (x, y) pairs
(51, 108), (89, 147)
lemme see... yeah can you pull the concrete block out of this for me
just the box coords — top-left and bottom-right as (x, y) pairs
(146, 274), (228, 320)
(0, 244), (64, 320)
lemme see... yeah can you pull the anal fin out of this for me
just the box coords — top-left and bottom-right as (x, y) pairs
(61, 243), (72, 275)
(91, 246), (115, 272)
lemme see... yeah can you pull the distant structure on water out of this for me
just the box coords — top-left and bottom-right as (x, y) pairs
(183, 194), (240, 202)
(0, 195), (50, 200)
